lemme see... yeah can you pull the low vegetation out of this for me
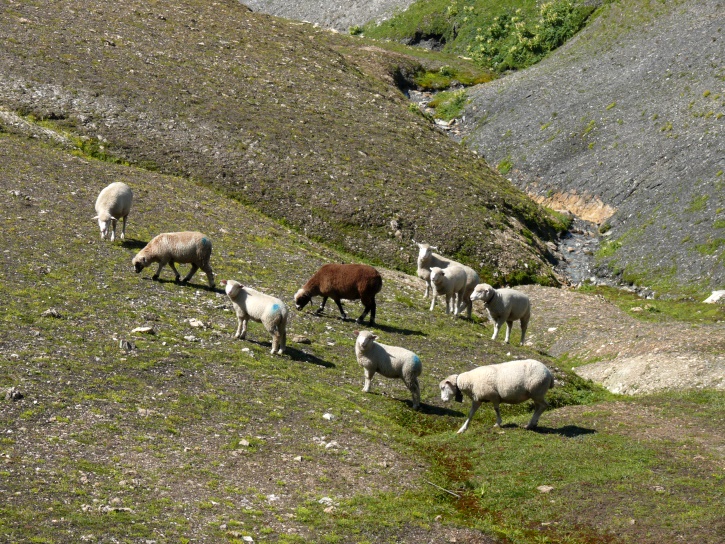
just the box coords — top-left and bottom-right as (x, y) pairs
(362, 0), (598, 72)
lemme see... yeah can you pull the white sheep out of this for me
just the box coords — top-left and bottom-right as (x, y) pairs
(132, 231), (215, 288)
(429, 265), (467, 315)
(354, 330), (422, 410)
(93, 182), (133, 241)
(439, 359), (554, 433)
(470, 283), (531, 345)
(221, 279), (288, 355)
(416, 243), (452, 298)
(458, 266), (481, 319)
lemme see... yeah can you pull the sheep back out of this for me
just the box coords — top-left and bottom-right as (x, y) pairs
(301, 263), (382, 300)
(459, 359), (553, 404)
(431, 265), (467, 293)
(95, 182), (133, 220)
(488, 287), (531, 321)
(133, 231), (212, 267)
(356, 339), (422, 380)
(228, 283), (288, 332)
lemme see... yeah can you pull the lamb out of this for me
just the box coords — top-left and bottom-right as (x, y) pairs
(416, 243), (452, 299)
(417, 243), (479, 317)
(354, 330), (422, 409)
(221, 279), (288, 355)
(294, 263), (382, 325)
(470, 283), (531, 345)
(93, 182), (133, 241)
(429, 265), (467, 315)
(439, 359), (554, 433)
(132, 231), (215, 288)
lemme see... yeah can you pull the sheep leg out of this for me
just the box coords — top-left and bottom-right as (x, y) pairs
(424, 282), (430, 299)
(525, 399), (549, 429)
(315, 297), (328, 315)
(520, 317), (529, 346)
(333, 299), (348, 320)
(270, 331), (279, 355)
(167, 261), (182, 281)
(110, 219), (117, 242)
(405, 376), (420, 410)
(504, 321), (514, 344)
(429, 287), (437, 311)
(153, 261), (169, 281)
(492, 403), (503, 427)
(457, 400), (482, 434)
(181, 264), (199, 283)
(234, 317), (248, 339)
(363, 369), (375, 393)
(202, 264), (215, 288)
(278, 327), (286, 355)
(491, 320), (503, 341)
(356, 306), (370, 325)
(120, 216), (126, 240)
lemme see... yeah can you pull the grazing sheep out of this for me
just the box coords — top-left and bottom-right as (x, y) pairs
(354, 330), (422, 409)
(416, 243), (453, 299)
(94, 182), (133, 241)
(294, 263), (382, 325)
(470, 283), (531, 345)
(132, 231), (215, 288)
(429, 265), (467, 315)
(221, 279), (288, 355)
(439, 359), (554, 433)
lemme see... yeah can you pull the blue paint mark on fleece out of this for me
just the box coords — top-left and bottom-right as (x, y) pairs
(201, 237), (209, 246)
(271, 303), (281, 313)
(413, 355), (421, 366)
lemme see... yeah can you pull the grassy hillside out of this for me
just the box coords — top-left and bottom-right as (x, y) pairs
(0, 0), (562, 287)
(1, 132), (723, 543)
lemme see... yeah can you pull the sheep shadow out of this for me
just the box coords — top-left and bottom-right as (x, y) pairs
(297, 310), (425, 336)
(285, 345), (335, 368)
(121, 238), (148, 250)
(531, 424), (597, 438)
(233, 338), (334, 368)
(372, 323), (426, 336)
(415, 402), (463, 417)
(141, 275), (220, 293)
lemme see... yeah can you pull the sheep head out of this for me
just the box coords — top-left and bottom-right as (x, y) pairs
(430, 267), (445, 285)
(223, 280), (243, 299)
(294, 288), (312, 311)
(94, 212), (117, 240)
(470, 283), (495, 303)
(440, 375), (463, 403)
(355, 330), (377, 351)
(416, 243), (434, 266)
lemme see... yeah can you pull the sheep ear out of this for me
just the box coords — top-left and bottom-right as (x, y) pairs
(371, 334), (378, 340)
(353, 330), (360, 338)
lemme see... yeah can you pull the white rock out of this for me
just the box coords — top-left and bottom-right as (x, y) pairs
(322, 413), (334, 420)
(537, 485), (554, 493)
(703, 290), (725, 304)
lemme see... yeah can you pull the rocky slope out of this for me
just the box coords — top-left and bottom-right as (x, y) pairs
(242, 0), (415, 32)
(0, 0), (561, 285)
(456, 0), (724, 296)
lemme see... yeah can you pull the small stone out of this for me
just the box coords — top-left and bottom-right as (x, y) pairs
(325, 441), (339, 449)
(41, 308), (62, 318)
(184, 335), (199, 342)
(293, 456), (302, 462)
(322, 413), (334, 420)
(188, 318), (206, 328)
(242, 537), (254, 543)
(119, 339), (135, 352)
(537, 485), (554, 493)
(292, 335), (311, 344)
(239, 439), (250, 447)
(5, 388), (24, 401)
(131, 326), (155, 335)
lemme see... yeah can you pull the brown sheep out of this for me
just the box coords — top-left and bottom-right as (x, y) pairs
(294, 263), (383, 325)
